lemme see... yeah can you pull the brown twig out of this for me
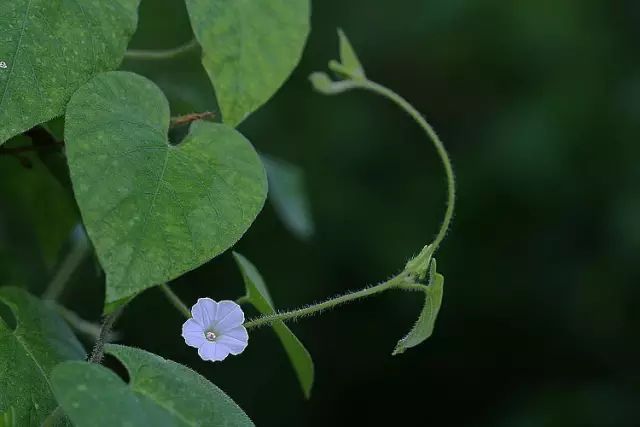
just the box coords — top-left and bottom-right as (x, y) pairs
(170, 111), (215, 128)
(1, 112), (214, 161)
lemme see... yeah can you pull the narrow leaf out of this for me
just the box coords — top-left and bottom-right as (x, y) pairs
(51, 344), (253, 426)
(0, 287), (86, 425)
(393, 260), (444, 355)
(64, 71), (267, 311)
(233, 253), (314, 398)
(337, 29), (365, 78)
(0, 0), (140, 144)
(263, 155), (314, 240)
(185, 0), (310, 126)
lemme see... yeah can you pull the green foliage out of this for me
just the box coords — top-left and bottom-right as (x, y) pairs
(0, 140), (77, 268)
(263, 156), (315, 240)
(393, 260), (444, 355)
(331, 29), (365, 79)
(233, 253), (314, 398)
(51, 344), (253, 427)
(64, 71), (267, 310)
(0, 0), (140, 145)
(0, 3), (455, 425)
(0, 287), (85, 425)
(185, 0), (310, 126)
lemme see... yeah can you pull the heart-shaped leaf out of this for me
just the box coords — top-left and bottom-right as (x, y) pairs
(185, 0), (310, 126)
(0, 287), (86, 425)
(65, 71), (267, 310)
(0, 0), (140, 144)
(393, 259), (444, 355)
(233, 252), (314, 398)
(51, 344), (253, 426)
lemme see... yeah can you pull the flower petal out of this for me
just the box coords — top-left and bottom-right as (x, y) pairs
(213, 300), (244, 332)
(197, 341), (231, 362)
(181, 319), (205, 348)
(218, 326), (249, 355)
(191, 298), (218, 329)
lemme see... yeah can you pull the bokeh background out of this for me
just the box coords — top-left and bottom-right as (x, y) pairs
(1, 0), (639, 425)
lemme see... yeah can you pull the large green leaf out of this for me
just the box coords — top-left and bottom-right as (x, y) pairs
(233, 252), (314, 398)
(0, 287), (86, 425)
(0, 0), (140, 145)
(262, 155), (314, 240)
(64, 71), (267, 310)
(393, 259), (444, 355)
(51, 344), (253, 427)
(185, 0), (310, 126)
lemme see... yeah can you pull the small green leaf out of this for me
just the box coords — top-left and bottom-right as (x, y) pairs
(51, 344), (253, 427)
(404, 244), (435, 282)
(0, 0), (140, 145)
(65, 71), (267, 310)
(185, 0), (310, 126)
(0, 287), (86, 425)
(263, 155), (314, 240)
(393, 260), (444, 355)
(336, 29), (365, 79)
(233, 253), (314, 398)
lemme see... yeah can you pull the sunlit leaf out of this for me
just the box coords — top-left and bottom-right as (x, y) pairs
(0, 0), (140, 144)
(185, 0), (310, 126)
(263, 155), (314, 240)
(233, 252), (314, 398)
(51, 344), (253, 427)
(64, 71), (267, 311)
(0, 287), (85, 425)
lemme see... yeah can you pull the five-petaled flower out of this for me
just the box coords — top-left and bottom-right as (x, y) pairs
(182, 298), (248, 362)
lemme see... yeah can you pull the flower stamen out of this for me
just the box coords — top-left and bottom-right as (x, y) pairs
(205, 331), (216, 341)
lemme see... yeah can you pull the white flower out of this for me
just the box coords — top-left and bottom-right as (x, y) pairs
(181, 298), (248, 362)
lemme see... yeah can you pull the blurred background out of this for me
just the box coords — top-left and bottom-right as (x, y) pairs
(1, 0), (639, 425)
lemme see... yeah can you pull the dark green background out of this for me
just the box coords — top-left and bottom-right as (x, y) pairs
(1, 0), (638, 425)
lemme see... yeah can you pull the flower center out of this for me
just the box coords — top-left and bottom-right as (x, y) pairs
(205, 331), (216, 342)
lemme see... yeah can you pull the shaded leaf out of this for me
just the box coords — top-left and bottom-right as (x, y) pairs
(0, 143), (77, 268)
(64, 71), (267, 311)
(185, 0), (310, 126)
(263, 155), (314, 240)
(233, 252), (314, 398)
(393, 259), (444, 355)
(51, 344), (253, 427)
(0, 287), (86, 425)
(0, 0), (140, 144)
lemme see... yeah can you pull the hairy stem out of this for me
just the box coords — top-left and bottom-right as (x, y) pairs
(345, 79), (456, 251)
(160, 283), (191, 318)
(88, 308), (122, 364)
(244, 274), (408, 329)
(125, 39), (199, 60)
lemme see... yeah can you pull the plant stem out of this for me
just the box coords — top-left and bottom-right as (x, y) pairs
(170, 111), (214, 128)
(351, 79), (456, 252)
(54, 303), (118, 342)
(125, 39), (199, 60)
(244, 274), (408, 330)
(43, 230), (90, 301)
(88, 308), (122, 364)
(160, 283), (191, 318)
